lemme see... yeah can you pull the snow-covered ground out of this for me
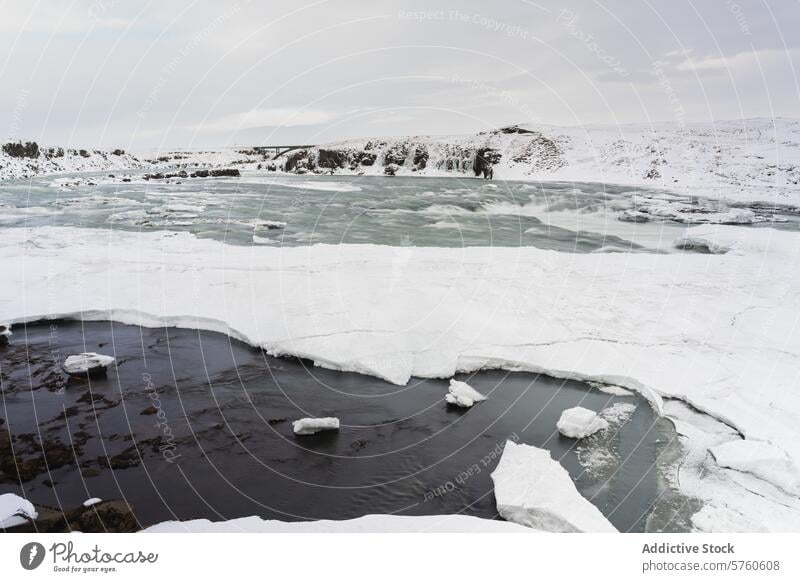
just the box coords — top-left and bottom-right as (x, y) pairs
(2, 222), (800, 531)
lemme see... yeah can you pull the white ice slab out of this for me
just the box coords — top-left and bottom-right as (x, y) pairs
(292, 417), (340, 435)
(445, 379), (486, 408)
(556, 407), (609, 439)
(490, 441), (617, 532)
(63, 352), (115, 376)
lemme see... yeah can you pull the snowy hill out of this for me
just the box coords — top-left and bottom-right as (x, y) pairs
(0, 140), (144, 181)
(4, 119), (800, 206)
(272, 118), (800, 206)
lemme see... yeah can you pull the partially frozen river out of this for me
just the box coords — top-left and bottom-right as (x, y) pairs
(3, 171), (790, 251)
(0, 321), (690, 531)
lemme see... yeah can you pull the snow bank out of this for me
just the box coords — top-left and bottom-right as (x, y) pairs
(143, 513), (532, 533)
(490, 441), (617, 532)
(3, 224), (800, 530)
(62, 352), (116, 376)
(556, 407), (609, 439)
(292, 417), (340, 435)
(710, 440), (800, 496)
(0, 493), (38, 529)
(445, 379), (486, 408)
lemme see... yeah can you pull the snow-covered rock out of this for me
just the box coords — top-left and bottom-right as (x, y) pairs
(710, 440), (800, 496)
(490, 441), (617, 532)
(0, 322), (10, 346)
(143, 513), (533, 533)
(445, 379), (486, 408)
(292, 417), (340, 435)
(0, 141), (144, 181)
(82, 497), (103, 507)
(0, 493), (38, 529)
(62, 352), (116, 376)
(556, 407), (609, 439)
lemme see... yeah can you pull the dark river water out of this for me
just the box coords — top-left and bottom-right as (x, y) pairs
(0, 320), (679, 532)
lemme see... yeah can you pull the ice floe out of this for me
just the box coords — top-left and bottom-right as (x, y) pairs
(445, 379), (486, 408)
(62, 352), (116, 376)
(292, 417), (340, 435)
(83, 497), (103, 507)
(556, 407), (609, 439)
(490, 441), (617, 532)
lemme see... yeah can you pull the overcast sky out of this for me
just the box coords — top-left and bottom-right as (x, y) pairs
(2, 0), (798, 151)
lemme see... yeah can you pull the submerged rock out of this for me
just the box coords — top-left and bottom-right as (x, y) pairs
(556, 406), (609, 439)
(5, 500), (137, 533)
(490, 441), (617, 532)
(292, 417), (340, 435)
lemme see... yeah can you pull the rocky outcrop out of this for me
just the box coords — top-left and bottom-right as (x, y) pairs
(473, 147), (501, 178)
(0, 141), (146, 181)
(2, 141), (39, 158)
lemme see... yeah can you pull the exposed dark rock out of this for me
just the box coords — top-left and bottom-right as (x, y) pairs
(140, 406), (158, 415)
(2, 141), (39, 158)
(384, 143), (409, 166)
(473, 147), (501, 178)
(318, 149), (347, 169)
(284, 150), (309, 172)
(78, 149), (91, 158)
(413, 146), (429, 170)
(209, 168), (240, 177)
(356, 151), (376, 166)
(498, 125), (536, 135)
(111, 149), (126, 156)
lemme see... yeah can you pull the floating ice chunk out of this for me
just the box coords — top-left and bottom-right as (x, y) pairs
(710, 440), (800, 496)
(0, 493), (38, 529)
(490, 441), (617, 532)
(83, 497), (103, 507)
(63, 352), (116, 376)
(445, 379), (486, 408)
(556, 407), (609, 439)
(292, 417), (340, 435)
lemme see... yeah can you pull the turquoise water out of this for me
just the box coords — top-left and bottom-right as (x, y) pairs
(0, 172), (704, 252)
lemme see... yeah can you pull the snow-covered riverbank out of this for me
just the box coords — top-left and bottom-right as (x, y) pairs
(5, 118), (800, 209)
(2, 223), (799, 531)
